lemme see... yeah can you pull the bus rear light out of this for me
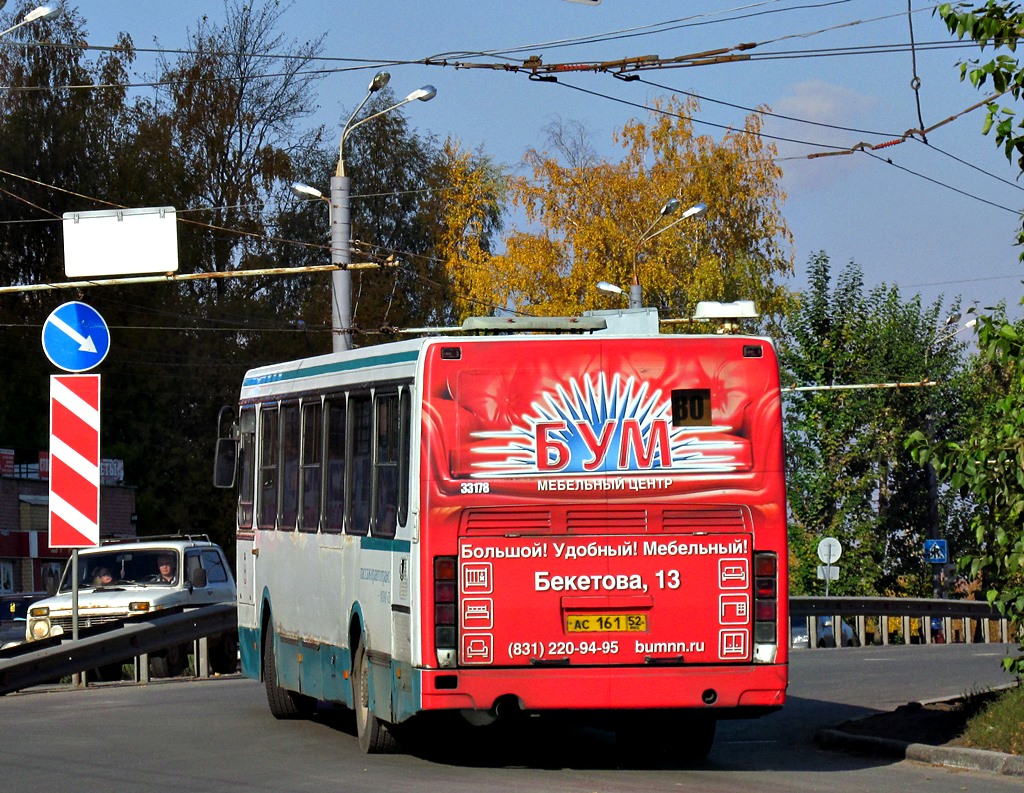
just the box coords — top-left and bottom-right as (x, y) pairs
(435, 579), (456, 603)
(754, 553), (776, 577)
(755, 577), (775, 598)
(434, 556), (456, 581)
(753, 551), (778, 663)
(434, 555), (458, 667)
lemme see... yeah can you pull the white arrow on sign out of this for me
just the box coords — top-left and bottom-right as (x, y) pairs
(48, 313), (97, 353)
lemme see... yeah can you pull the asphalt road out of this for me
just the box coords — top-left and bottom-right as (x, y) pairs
(0, 642), (1018, 793)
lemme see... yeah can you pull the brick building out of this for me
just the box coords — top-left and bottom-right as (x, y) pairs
(0, 450), (136, 594)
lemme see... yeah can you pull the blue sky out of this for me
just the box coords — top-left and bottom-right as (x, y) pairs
(20, 0), (1024, 319)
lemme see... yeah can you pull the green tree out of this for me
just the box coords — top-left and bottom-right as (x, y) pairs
(781, 253), (971, 596)
(0, 2), (137, 455)
(909, 309), (1024, 674)
(0, 1), (505, 552)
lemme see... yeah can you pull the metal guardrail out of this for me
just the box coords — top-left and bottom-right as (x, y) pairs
(0, 597), (1014, 695)
(0, 603), (236, 695)
(790, 596), (1017, 648)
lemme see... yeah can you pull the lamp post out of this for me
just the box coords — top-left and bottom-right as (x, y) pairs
(0, 4), (62, 38)
(924, 311), (977, 598)
(629, 199), (707, 309)
(324, 73), (435, 352)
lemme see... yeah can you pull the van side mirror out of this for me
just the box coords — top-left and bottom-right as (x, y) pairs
(189, 567), (208, 589)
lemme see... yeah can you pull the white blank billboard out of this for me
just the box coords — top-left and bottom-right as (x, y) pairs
(62, 206), (179, 277)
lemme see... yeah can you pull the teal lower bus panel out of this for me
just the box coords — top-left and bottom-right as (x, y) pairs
(318, 644), (354, 707)
(392, 660), (420, 724)
(243, 622), (412, 719)
(239, 626), (260, 681)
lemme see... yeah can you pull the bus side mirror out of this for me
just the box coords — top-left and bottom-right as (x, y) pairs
(213, 437), (237, 489)
(213, 405), (238, 489)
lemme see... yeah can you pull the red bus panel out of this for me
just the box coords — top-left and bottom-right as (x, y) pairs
(458, 533), (754, 667)
(420, 335), (787, 678)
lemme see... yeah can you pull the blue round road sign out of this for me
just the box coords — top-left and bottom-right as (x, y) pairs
(41, 301), (111, 372)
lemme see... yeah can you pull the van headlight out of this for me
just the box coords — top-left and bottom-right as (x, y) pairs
(29, 618), (51, 640)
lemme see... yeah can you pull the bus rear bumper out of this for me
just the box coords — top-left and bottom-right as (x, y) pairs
(417, 664), (786, 715)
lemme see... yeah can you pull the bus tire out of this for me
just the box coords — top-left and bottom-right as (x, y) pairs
(677, 714), (716, 763)
(354, 637), (398, 753)
(264, 624), (315, 719)
(617, 711), (715, 763)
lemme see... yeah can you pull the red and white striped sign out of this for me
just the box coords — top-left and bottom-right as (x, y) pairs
(48, 374), (101, 548)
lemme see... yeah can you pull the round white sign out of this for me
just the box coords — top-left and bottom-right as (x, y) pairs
(817, 537), (842, 564)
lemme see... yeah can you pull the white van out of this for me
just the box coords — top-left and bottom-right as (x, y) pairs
(26, 536), (237, 678)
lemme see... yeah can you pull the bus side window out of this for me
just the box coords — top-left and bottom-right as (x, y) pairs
(324, 396), (346, 533)
(349, 394), (373, 536)
(238, 407), (255, 530)
(299, 401), (322, 532)
(373, 393), (400, 539)
(258, 405), (278, 530)
(397, 388), (411, 527)
(280, 402), (300, 531)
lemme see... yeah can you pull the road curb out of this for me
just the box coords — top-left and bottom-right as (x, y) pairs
(815, 728), (1024, 777)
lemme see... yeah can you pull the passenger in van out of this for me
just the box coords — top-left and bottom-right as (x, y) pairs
(92, 568), (114, 587)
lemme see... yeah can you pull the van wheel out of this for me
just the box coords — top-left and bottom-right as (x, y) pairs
(90, 662), (124, 682)
(210, 632), (238, 675)
(353, 637), (398, 753)
(263, 623), (315, 719)
(150, 644), (186, 678)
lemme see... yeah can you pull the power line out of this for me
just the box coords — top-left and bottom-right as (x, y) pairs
(865, 150), (1019, 214)
(637, 77), (899, 138)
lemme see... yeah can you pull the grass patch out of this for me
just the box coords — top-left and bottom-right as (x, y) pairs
(958, 685), (1024, 756)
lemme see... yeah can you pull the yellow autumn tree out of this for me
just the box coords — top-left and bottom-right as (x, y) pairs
(428, 137), (508, 321)
(445, 95), (793, 321)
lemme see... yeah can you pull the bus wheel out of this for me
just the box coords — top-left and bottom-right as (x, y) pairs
(263, 625), (315, 719)
(678, 714), (716, 763)
(353, 637), (398, 753)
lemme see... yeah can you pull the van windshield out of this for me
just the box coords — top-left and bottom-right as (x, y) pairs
(58, 550), (180, 592)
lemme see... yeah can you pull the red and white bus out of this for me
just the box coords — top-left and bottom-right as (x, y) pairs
(215, 312), (788, 756)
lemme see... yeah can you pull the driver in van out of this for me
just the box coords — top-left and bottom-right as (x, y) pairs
(155, 554), (177, 584)
(92, 567), (114, 587)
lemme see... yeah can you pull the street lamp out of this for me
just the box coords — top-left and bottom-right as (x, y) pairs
(290, 182), (326, 202)
(924, 311), (977, 598)
(630, 199), (707, 309)
(596, 281), (626, 301)
(0, 4), (62, 38)
(309, 71), (436, 352)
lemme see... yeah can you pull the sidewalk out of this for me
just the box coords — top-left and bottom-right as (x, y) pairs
(815, 696), (1024, 778)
